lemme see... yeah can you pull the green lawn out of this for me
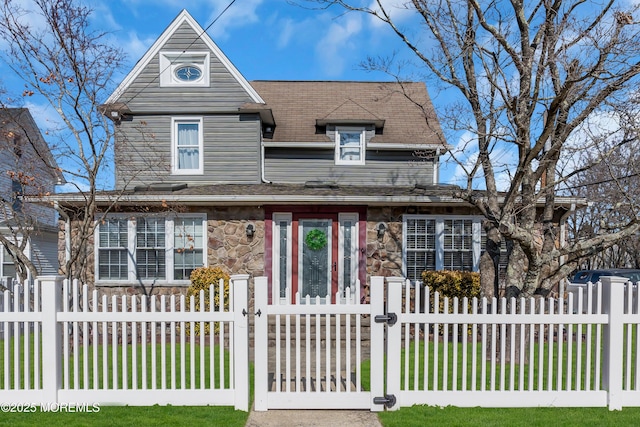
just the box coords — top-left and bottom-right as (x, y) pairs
(0, 335), (251, 427)
(2, 323), (640, 427)
(377, 406), (640, 427)
(0, 405), (248, 427)
(0, 334), (232, 389)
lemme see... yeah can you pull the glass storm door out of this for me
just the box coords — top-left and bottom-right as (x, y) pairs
(299, 220), (332, 302)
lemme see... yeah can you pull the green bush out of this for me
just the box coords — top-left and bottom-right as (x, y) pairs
(187, 266), (230, 336)
(421, 270), (480, 314)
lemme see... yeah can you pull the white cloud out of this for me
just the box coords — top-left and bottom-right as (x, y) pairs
(121, 31), (158, 66)
(367, 0), (414, 28)
(22, 101), (62, 136)
(315, 14), (363, 77)
(205, 0), (264, 40)
(444, 130), (517, 192)
(277, 17), (297, 49)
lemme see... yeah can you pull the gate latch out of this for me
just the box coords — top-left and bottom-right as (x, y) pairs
(374, 312), (397, 326)
(373, 394), (396, 408)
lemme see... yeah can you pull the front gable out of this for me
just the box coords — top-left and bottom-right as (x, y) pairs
(107, 10), (263, 113)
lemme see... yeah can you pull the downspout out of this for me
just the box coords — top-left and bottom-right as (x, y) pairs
(261, 128), (272, 184)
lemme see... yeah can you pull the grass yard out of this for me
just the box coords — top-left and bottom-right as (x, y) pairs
(0, 405), (249, 427)
(3, 323), (640, 427)
(0, 335), (251, 427)
(377, 406), (640, 427)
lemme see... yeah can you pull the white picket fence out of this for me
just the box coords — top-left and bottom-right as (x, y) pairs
(2, 274), (640, 411)
(0, 275), (250, 410)
(382, 275), (640, 411)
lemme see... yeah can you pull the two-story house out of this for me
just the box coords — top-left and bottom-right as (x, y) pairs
(55, 10), (572, 301)
(0, 108), (63, 284)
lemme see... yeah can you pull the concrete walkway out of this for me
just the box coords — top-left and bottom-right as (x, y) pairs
(245, 408), (383, 427)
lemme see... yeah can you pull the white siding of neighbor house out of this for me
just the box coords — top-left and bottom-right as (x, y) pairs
(30, 231), (59, 276)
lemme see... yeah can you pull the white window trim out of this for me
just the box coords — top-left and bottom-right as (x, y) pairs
(403, 215), (484, 280)
(335, 126), (365, 165)
(171, 117), (204, 175)
(94, 214), (207, 286)
(272, 213), (292, 304)
(159, 51), (210, 87)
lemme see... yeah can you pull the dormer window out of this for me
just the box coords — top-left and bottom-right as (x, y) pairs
(335, 127), (365, 165)
(159, 52), (210, 87)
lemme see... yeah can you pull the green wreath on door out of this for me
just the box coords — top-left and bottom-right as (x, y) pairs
(305, 229), (328, 251)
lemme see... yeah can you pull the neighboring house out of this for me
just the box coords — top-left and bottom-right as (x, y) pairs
(0, 108), (63, 283)
(56, 10), (575, 301)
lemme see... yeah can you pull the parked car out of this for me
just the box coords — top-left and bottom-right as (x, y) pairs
(570, 269), (640, 285)
(567, 269), (640, 313)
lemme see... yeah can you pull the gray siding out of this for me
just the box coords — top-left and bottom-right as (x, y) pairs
(115, 22), (255, 113)
(264, 148), (435, 186)
(115, 114), (261, 189)
(264, 125), (435, 186)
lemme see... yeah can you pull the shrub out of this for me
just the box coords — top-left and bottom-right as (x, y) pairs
(186, 266), (230, 336)
(421, 270), (480, 314)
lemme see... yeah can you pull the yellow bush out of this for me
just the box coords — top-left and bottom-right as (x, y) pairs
(186, 266), (230, 336)
(421, 270), (480, 313)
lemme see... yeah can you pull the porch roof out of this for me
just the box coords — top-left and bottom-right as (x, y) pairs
(51, 183), (585, 211)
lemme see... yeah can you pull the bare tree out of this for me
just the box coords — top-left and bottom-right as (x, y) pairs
(307, 0), (640, 297)
(0, 0), (161, 283)
(566, 107), (640, 270)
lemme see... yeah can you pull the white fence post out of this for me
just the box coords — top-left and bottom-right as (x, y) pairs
(602, 276), (627, 411)
(384, 276), (405, 411)
(370, 276), (385, 411)
(40, 275), (63, 404)
(231, 274), (250, 412)
(253, 276), (268, 411)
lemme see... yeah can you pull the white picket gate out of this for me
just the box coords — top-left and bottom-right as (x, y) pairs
(0, 275), (250, 410)
(253, 276), (386, 411)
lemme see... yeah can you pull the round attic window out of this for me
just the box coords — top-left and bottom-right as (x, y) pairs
(174, 65), (202, 82)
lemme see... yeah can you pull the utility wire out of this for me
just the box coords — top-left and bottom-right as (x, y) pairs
(561, 170), (640, 192)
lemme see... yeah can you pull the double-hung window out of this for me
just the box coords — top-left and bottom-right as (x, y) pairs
(404, 217), (437, 281)
(136, 218), (166, 280)
(443, 219), (474, 271)
(174, 217), (204, 280)
(335, 127), (365, 165)
(1, 246), (17, 279)
(97, 218), (128, 280)
(403, 215), (482, 282)
(172, 117), (203, 174)
(96, 215), (206, 284)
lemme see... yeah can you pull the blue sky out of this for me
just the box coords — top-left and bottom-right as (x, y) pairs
(97, 0), (413, 82)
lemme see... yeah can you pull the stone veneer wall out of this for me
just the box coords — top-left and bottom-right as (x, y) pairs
(58, 207), (265, 306)
(366, 207), (404, 279)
